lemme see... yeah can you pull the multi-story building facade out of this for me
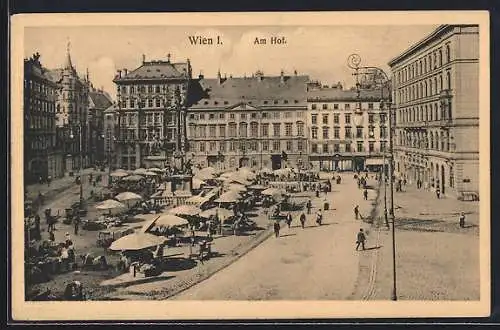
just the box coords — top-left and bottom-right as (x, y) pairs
(104, 104), (118, 168)
(24, 52), (64, 183)
(187, 70), (309, 171)
(306, 86), (389, 171)
(389, 24), (479, 197)
(48, 45), (91, 174)
(88, 86), (113, 164)
(113, 54), (193, 170)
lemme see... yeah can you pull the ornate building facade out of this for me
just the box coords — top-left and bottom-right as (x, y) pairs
(389, 24), (479, 197)
(306, 85), (389, 171)
(88, 86), (113, 165)
(113, 54), (193, 170)
(186, 70), (309, 171)
(24, 53), (63, 183)
(48, 44), (91, 174)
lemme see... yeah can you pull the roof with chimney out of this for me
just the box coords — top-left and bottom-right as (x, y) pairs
(190, 71), (309, 109)
(114, 56), (191, 82)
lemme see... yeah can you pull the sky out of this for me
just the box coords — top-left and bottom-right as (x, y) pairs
(24, 25), (438, 100)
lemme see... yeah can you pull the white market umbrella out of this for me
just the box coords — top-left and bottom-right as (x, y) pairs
(227, 183), (247, 193)
(215, 190), (242, 203)
(96, 199), (126, 211)
(154, 213), (190, 227)
(168, 204), (202, 216)
(148, 167), (163, 172)
(199, 208), (232, 220)
(109, 233), (166, 251)
(121, 174), (145, 182)
(144, 171), (158, 176)
(115, 191), (143, 202)
(133, 168), (148, 175)
(262, 188), (286, 196)
(110, 171), (129, 178)
(192, 177), (206, 189)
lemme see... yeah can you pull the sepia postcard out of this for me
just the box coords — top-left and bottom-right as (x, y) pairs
(10, 11), (490, 321)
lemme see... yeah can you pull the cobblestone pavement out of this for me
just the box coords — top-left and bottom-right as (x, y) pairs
(361, 182), (480, 301)
(172, 173), (376, 300)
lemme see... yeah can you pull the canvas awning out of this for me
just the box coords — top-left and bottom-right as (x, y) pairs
(365, 158), (387, 166)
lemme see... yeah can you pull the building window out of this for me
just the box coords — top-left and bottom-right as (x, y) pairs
(228, 123), (237, 137)
(322, 114), (329, 125)
(286, 140), (293, 151)
(130, 99), (135, 108)
(199, 142), (206, 152)
(240, 113), (247, 120)
(311, 114), (318, 125)
(345, 114), (351, 124)
(297, 140), (303, 151)
(311, 104), (317, 110)
(261, 123), (269, 137)
(345, 103), (350, 110)
(262, 112), (268, 119)
(311, 127), (318, 139)
(334, 127), (340, 139)
(356, 127), (363, 139)
(368, 103), (374, 110)
(369, 142), (374, 152)
(322, 127), (329, 139)
(284, 112), (292, 118)
(322, 104), (328, 110)
(311, 143), (318, 153)
(333, 104), (339, 110)
(446, 44), (451, 62)
(322, 143), (328, 153)
(273, 123), (280, 136)
(209, 113), (215, 120)
(199, 114), (205, 120)
(380, 126), (387, 139)
(219, 113), (225, 119)
(333, 144), (339, 152)
(285, 123), (293, 136)
(250, 122), (259, 137)
(272, 140), (280, 151)
(229, 141), (235, 151)
(357, 142), (363, 152)
(239, 123), (248, 137)
(219, 141), (226, 152)
(262, 140), (269, 151)
(273, 112), (280, 119)
(297, 122), (304, 136)
(209, 125), (216, 138)
(380, 113), (386, 123)
(345, 143), (351, 152)
(368, 114), (374, 123)
(209, 141), (216, 151)
(250, 141), (258, 151)
(345, 127), (351, 139)
(251, 112), (257, 119)
(333, 114), (339, 124)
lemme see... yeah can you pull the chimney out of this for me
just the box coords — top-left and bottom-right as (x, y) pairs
(280, 69), (285, 83)
(142, 54), (146, 64)
(117, 69), (122, 78)
(167, 53), (171, 62)
(124, 68), (128, 76)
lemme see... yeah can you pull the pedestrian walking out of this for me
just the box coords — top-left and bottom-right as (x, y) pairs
(74, 216), (80, 235)
(356, 228), (366, 251)
(273, 221), (281, 238)
(286, 213), (292, 228)
(363, 189), (368, 200)
(316, 210), (323, 226)
(459, 212), (466, 228)
(306, 199), (312, 214)
(299, 213), (306, 229)
(354, 205), (360, 220)
(436, 187), (441, 199)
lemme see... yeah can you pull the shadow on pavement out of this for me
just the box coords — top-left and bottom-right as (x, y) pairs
(279, 233), (296, 238)
(163, 258), (197, 271)
(364, 245), (382, 251)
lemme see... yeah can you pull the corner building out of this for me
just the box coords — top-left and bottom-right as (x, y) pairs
(306, 85), (389, 171)
(113, 55), (193, 169)
(388, 24), (479, 198)
(186, 71), (309, 171)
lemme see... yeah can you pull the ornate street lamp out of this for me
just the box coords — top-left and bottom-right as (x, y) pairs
(69, 123), (84, 210)
(347, 53), (397, 301)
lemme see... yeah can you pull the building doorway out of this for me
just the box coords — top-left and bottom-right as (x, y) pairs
(271, 154), (282, 170)
(239, 157), (249, 168)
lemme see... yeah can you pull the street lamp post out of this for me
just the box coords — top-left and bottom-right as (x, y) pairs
(70, 123), (84, 210)
(347, 53), (397, 301)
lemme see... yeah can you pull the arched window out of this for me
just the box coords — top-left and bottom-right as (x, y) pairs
(446, 44), (451, 62)
(434, 103), (439, 121)
(424, 81), (428, 97)
(438, 49), (443, 66)
(433, 77), (438, 95)
(419, 60), (423, 75)
(430, 132), (434, 149)
(439, 75), (443, 92)
(446, 71), (451, 90)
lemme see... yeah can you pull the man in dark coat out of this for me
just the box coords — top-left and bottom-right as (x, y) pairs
(356, 228), (366, 251)
(273, 221), (281, 238)
(299, 213), (306, 229)
(354, 205), (360, 220)
(286, 213), (292, 228)
(306, 200), (312, 214)
(363, 189), (368, 200)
